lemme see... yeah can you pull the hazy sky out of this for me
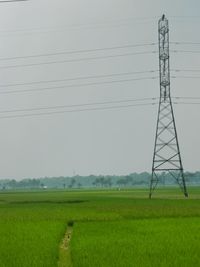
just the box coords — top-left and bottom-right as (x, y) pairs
(0, 0), (199, 180)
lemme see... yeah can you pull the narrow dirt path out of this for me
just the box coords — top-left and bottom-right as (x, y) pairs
(58, 225), (73, 267)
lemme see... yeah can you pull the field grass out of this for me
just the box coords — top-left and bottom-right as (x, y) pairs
(0, 187), (199, 266)
(72, 218), (200, 267)
(0, 221), (65, 267)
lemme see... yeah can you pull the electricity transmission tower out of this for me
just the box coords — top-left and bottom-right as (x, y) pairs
(149, 15), (188, 198)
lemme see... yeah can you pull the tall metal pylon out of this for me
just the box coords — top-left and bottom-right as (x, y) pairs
(149, 15), (188, 198)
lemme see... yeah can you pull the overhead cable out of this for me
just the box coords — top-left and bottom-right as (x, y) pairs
(0, 43), (157, 61)
(0, 103), (157, 120)
(0, 76), (158, 95)
(171, 50), (200, 54)
(171, 41), (200, 45)
(172, 96), (200, 100)
(0, 70), (158, 88)
(172, 76), (200, 79)
(0, 97), (157, 114)
(0, 17), (158, 35)
(0, 51), (157, 70)
(172, 69), (200, 73)
(173, 102), (200, 105)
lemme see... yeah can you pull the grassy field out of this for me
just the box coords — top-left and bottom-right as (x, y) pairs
(72, 218), (200, 267)
(0, 187), (199, 266)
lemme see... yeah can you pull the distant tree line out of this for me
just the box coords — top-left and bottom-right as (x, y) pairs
(0, 171), (199, 190)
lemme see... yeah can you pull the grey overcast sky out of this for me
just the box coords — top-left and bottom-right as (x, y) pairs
(0, 0), (199, 180)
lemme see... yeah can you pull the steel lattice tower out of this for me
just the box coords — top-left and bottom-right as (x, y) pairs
(149, 15), (188, 198)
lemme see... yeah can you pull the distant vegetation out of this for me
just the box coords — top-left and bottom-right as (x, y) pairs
(0, 171), (199, 190)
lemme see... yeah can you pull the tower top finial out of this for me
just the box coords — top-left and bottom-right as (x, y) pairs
(162, 14), (165, 21)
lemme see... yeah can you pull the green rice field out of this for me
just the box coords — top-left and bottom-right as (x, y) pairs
(0, 187), (200, 267)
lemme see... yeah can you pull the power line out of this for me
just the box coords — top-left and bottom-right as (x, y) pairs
(171, 42), (200, 45)
(0, 23), (154, 37)
(0, 98), (200, 119)
(0, 16), (199, 37)
(0, 51), (157, 70)
(171, 50), (200, 54)
(172, 75), (200, 79)
(0, 76), (158, 95)
(0, 97), (157, 114)
(3, 42), (200, 63)
(172, 69), (200, 73)
(162, 99), (200, 104)
(1, 41), (199, 63)
(0, 17), (158, 35)
(0, 102), (157, 120)
(0, 43), (157, 61)
(172, 96), (200, 100)
(0, 70), (158, 88)
(2, 96), (199, 117)
(173, 102), (200, 105)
